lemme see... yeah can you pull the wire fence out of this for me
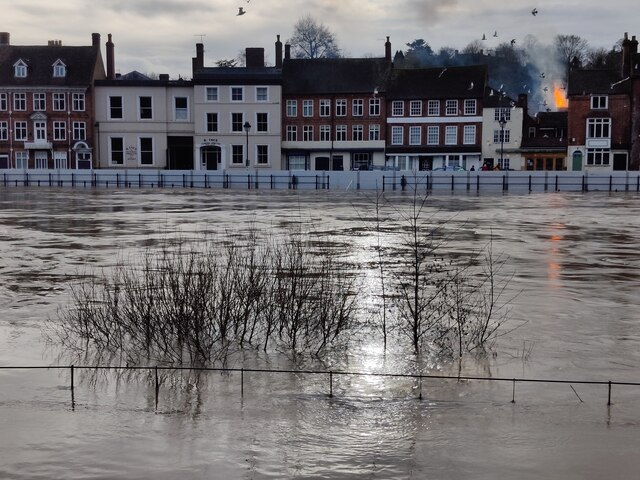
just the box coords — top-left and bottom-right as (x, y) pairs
(2, 365), (638, 411)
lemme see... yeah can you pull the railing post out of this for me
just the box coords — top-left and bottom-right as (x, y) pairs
(511, 378), (516, 403)
(609, 175), (613, 192)
(608, 380), (612, 406)
(155, 365), (159, 411)
(70, 365), (75, 409)
(451, 174), (454, 191)
(476, 174), (479, 192)
(241, 368), (244, 398)
(529, 174), (532, 193)
(270, 174), (273, 189)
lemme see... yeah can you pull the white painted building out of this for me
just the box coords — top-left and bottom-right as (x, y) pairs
(481, 92), (526, 170)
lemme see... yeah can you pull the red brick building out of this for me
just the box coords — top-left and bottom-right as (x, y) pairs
(0, 32), (106, 170)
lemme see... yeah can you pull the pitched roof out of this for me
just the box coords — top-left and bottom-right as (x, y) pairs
(0, 44), (103, 86)
(567, 68), (630, 96)
(387, 64), (487, 99)
(282, 57), (392, 95)
(192, 67), (281, 85)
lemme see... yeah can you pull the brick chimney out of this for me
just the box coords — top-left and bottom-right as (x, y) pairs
(192, 43), (204, 74)
(245, 47), (264, 68)
(92, 33), (100, 48)
(622, 32), (638, 78)
(106, 33), (115, 80)
(275, 34), (283, 68)
(385, 36), (391, 62)
(284, 43), (291, 60)
(0, 32), (10, 46)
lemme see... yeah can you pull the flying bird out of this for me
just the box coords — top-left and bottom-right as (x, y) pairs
(493, 31), (498, 37)
(237, 7), (246, 15)
(510, 39), (516, 46)
(540, 72), (546, 78)
(531, 8), (538, 16)
(482, 34), (487, 40)
(468, 82), (474, 90)
(438, 67), (447, 78)
(543, 87), (548, 92)
(489, 89), (495, 96)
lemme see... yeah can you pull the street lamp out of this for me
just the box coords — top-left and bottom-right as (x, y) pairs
(498, 115), (507, 168)
(243, 121), (251, 168)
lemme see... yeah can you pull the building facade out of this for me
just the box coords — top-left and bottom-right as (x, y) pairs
(0, 32), (105, 170)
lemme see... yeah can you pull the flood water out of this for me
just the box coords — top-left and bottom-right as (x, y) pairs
(1, 188), (640, 479)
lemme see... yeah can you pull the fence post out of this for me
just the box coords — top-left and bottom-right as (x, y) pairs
(607, 380), (612, 406)
(555, 174), (559, 192)
(451, 175), (454, 191)
(70, 365), (75, 409)
(529, 174), (532, 193)
(609, 175), (613, 192)
(241, 368), (244, 398)
(476, 174), (479, 193)
(155, 365), (159, 411)
(329, 371), (333, 398)
(511, 378), (516, 403)
(502, 174), (506, 191)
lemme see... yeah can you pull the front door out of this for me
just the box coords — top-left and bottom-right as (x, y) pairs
(572, 151), (583, 171)
(202, 146), (221, 170)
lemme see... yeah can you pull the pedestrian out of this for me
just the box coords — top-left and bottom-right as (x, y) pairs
(470, 165), (476, 171)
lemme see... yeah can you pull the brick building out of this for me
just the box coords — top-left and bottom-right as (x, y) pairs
(280, 39), (392, 171)
(385, 65), (487, 171)
(0, 32), (105, 169)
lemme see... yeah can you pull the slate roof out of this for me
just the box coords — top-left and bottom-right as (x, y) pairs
(567, 68), (630, 96)
(387, 64), (487, 99)
(282, 58), (392, 95)
(193, 67), (281, 85)
(0, 44), (103, 86)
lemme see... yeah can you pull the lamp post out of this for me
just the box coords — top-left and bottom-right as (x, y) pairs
(243, 121), (251, 168)
(498, 115), (507, 168)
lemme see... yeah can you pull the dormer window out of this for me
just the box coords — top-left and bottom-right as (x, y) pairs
(53, 59), (66, 78)
(14, 60), (27, 78)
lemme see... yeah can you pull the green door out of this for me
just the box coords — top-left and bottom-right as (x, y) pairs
(572, 151), (583, 171)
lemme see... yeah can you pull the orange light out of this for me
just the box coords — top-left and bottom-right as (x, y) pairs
(553, 84), (567, 109)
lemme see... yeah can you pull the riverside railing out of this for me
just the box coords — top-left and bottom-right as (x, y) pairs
(1, 169), (640, 194)
(1, 365), (638, 411)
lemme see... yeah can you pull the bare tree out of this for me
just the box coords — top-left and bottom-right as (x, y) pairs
(289, 15), (341, 59)
(554, 34), (589, 66)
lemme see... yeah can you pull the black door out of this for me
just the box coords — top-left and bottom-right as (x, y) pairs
(202, 146), (221, 170)
(167, 136), (194, 170)
(316, 157), (330, 171)
(613, 153), (628, 171)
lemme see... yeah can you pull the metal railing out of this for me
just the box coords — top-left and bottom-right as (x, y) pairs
(1, 365), (638, 411)
(1, 169), (640, 193)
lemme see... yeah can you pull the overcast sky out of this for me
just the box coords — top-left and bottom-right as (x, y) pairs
(4, 0), (639, 78)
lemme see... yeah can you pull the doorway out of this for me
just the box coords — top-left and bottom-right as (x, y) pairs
(202, 146), (221, 171)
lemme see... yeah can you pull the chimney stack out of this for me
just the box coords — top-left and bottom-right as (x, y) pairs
(517, 93), (528, 118)
(0, 32), (9, 46)
(92, 33), (100, 48)
(385, 36), (391, 62)
(275, 34), (283, 68)
(284, 43), (291, 60)
(621, 32), (638, 78)
(106, 33), (115, 80)
(245, 47), (265, 68)
(192, 43), (204, 74)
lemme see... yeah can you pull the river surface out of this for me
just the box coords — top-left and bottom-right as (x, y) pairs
(1, 188), (639, 479)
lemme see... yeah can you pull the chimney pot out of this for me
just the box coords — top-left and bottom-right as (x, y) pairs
(275, 34), (283, 68)
(106, 33), (115, 80)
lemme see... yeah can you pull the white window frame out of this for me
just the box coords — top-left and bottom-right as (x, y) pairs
(320, 99), (331, 117)
(369, 124), (380, 141)
(369, 98), (380, 116)
(427, 126), (439, 145)
(286, 100), (297, 117)
(33, 93), (46, 111)
(590, 95), (608, 110)
(320, 124), (331, 141)
(72, 121), (86, 141)
(303, 125), (313, 141)
(14, 121), (27, 141)
(231, 144), (244, 165)
(352, 124), (364, 141)
(493, 129), (511, 143)
(391, 126), (403, 145)
(495, 108), (511, 121)
(109, 137), (124, 165)
(587, 148), (610, 165)
(174, 96), (189, 121)
(336, 99), (347, 117)
(445, 100), (458, 116)
(256, 112), (268, 133)
(53, 60), (66, 78)
(14, 60), (27, 78)
(286, 125), (297, 141)
(427, 100), (440, 116)
(392, 101), (404, 116)
(54, 151), (68, 169)
(256, 144), (269, 165)
(206, 112), (218, 132)
(586, 118), (611, 138)
(231, 112), (244, 132)
(35, 151), (47, 169)
(0, 121), (7, 141)
(256, 86), (268, 102)
(15, 151), (28, 169)
(72, 93), (85, 112)
(139, 96), (153, 120)
(352, 99), (364, 117)
(14, 93), (26, 111)
(464, 99), (477, 115)
(409, 126), (421, 145)
(302, 99), (313, 117)
(0, 93), (7, 111)
(205, 87), (219, 102)
(231, 86), (244, 102)
(445, 125), (457, 145)
(53, 93), (66, 112)
(34, 120), (47, 141)
(335, 125), (347, 141)
(463, 125), (476, 145)
(53, 121), (66, 141)
(410, 100), (422, 116)
(109, 96), (122, 119)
